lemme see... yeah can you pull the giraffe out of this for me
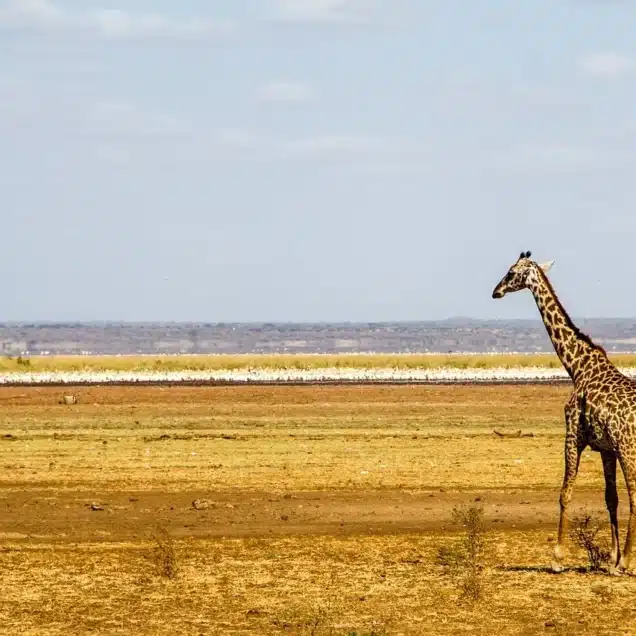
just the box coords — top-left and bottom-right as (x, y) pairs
(492, 250), (636, 574)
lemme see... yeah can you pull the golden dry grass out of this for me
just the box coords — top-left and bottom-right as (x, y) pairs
(5, 351), (636, 373)
(5, 532), (636, 636)
(0, 384), (634, 635)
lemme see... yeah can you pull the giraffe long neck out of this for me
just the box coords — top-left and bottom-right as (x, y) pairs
(528, 268), (604, 381)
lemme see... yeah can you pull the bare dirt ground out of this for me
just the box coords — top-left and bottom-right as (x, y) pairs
(1, 385), (636, 635)
(0, 487), (621, 543)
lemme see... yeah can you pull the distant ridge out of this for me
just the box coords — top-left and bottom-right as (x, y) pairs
(2, 319), (636, 356)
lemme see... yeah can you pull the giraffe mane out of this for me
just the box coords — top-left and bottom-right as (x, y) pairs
(535, 265), (607, 356)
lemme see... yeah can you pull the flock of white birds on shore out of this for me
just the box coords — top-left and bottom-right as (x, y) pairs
(2, 365), (636, 385)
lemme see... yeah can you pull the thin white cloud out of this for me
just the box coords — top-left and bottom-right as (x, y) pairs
(217, 129), (260, 149)
(499, 143), (599, 171)
(351, 161), (431, 176)
(578, 52), (635, 78)
(525, 144), (595, 165)
(0, 82), (192, 143)
(510, 84), (586, 112)
(282, 134), (394, 156)
(82, 100), (188, 139)
(274, 0), (350, 21)
(90, 9), (229, 40)
(214, 130), (425, 167)
(0, 0), (232, 40)
(271, 0), (382, 23)
(258, 81), (315, 103)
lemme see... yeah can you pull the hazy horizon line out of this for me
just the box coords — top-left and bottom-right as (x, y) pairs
(2, 317), (636, 326)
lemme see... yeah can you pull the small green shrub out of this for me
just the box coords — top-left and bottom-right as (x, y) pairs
(437, 505), (490, 603)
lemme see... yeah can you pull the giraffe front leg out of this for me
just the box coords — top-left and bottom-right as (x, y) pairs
(552, 450), (582, 572)
(601, 451), (621, 573)
(552, 399), (583, 573)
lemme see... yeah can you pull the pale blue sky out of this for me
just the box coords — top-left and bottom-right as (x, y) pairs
(2, 0), (636, 321)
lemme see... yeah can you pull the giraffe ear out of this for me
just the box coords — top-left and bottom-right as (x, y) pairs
(539, 260), (555, 273)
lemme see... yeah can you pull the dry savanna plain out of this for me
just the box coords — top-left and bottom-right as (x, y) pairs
(2, 356), (636, 635)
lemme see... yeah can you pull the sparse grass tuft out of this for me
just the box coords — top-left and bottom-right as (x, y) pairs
(152, 526), (178, 579)
(437, 505), (490, 603)
(569, 514), (611, 571)
(272, 570), (391, 635)
(273, 571), (339, 635)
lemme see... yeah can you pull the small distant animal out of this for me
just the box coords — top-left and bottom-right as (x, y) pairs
(58, 395), (78, 405)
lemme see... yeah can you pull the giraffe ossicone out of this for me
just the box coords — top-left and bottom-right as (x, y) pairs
(493, 251), (636, 574)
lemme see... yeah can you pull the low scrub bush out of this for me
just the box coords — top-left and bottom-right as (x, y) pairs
(437, 505), (490, 603)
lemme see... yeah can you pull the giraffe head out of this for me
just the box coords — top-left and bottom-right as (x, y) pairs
(492, 251), (555, 299)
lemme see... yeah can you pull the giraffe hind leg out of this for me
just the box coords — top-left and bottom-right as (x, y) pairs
(617, 456), (636, 573)
(601, 451), (620, 572)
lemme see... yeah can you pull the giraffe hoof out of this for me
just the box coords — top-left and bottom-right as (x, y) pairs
(550, 562), (565, 574)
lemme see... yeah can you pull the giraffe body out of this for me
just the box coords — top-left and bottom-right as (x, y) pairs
(493, 251), (636, 572)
